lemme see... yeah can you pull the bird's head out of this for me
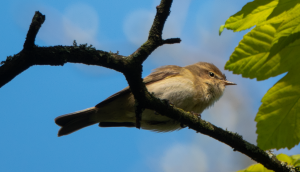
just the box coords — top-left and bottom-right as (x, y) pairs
(186, 62), (236, 103)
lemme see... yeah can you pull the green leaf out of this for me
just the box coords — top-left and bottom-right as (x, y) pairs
(237, 163), (272, 172)
(225, 24), (277, 80)
(267, 0), (300, 21)
(224, 0), (278, 32)
(219, 25), (225, 35)
(225, 23), (300, 81)
(267, 4), (300, 57)
(224, 0), (300, 150)
(292, 155), (300, 166)
(268, 31), (300, 59)
(255, 68), (300, 150)
(225, 10), (300, 81)
(276, 154), (293, 164)
(237, 154), (300, 172)
(223, 0), (300, 32)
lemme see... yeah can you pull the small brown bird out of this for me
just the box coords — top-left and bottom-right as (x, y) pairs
(55, 62), (236, 136)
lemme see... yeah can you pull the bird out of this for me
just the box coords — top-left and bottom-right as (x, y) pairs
(55, 62), (236, 136)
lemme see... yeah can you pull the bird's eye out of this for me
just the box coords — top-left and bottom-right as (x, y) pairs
(209, 72), (215, 77)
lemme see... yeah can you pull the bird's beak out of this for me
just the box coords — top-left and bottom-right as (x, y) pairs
(224, 80), (236, 85)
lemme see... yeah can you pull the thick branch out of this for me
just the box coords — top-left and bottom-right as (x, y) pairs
(119, 0), (295, 171)
(0, 44), (127, 88)
(145, 95), (294, 172)
(122, 0), (182, 128)
(0, 1), (295, 172)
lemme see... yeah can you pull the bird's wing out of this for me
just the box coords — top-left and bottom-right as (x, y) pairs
(95, 65), (182, 108)
(95, 87), (131, 108)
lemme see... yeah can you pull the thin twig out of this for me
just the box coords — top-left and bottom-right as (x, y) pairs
(24, 11), (45, 49)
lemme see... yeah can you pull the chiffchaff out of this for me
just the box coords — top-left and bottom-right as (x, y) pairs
(55, 62), (236, 136)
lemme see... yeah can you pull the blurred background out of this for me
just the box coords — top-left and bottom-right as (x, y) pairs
(0, 0), (298, 172)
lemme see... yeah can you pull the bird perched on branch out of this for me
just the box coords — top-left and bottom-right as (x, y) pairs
(55, 62), (236, 136)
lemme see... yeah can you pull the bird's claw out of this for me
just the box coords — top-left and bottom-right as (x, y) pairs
(191, 111), (201, 118)
(161, 99), (174, 106)
(180, 123), (187, 128)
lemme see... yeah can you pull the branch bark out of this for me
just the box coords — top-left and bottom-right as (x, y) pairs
(0, 1), (296, 172)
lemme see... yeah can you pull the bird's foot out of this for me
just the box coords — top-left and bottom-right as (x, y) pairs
(135, 104), (144, 129)
(161, 99), (174, 106)
(181, 112), (200, 128)
(191, 111), (201, 119)
(135, 117), (141, 129)
(154, 99), (174, 115)
(180, 123), (187, 128)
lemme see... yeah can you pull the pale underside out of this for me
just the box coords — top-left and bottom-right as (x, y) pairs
(92, 73), (223, 132)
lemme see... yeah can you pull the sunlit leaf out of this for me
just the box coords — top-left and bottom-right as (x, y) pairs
(224, 0), (300, 32)
(225, 23), (300, 81)
(267, 0), (300, 21)
(237, 154), (299, 172)
(219, 25), (225, 35)
(223, 0), (300, 150)
(237, 163), (271, 172)
(276, 154), (293, 164)
(255, 68), (300, 150)
(224, 23), (277, 80)
(224, 0), (278, 32)
(292, 155), (300, 167)
(268, 32), (300, 59)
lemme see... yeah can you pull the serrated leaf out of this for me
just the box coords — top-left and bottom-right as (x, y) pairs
(225, 24), (276, 80)
(224, 0), (300, 150)
(270, 4), (300, 40)
(267, 0), (300, 21)
(223, 0), (300, 32)
(255, 68), (300, 150)
(225, 22), (300, 81)
(268, 32), (300, 59)
(224, 0), (278, 32)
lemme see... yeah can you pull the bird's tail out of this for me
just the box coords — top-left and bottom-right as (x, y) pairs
(55, 107), (98, 137)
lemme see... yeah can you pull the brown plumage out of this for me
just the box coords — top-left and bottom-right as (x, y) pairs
(55, 62), (236, 136)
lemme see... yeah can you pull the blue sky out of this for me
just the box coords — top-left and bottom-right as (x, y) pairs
(1, 0), (298, 172)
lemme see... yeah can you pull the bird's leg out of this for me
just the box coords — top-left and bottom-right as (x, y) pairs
(180, 111), (201, 129)
(153, 99), (174, 115)
(161, 99), (189, 128)
(180, 123), (187, 128)
(135, 114), (141, 129)
(191, 111), (201, 118)
(161, 99), (174, 106)
(161, 99), (201, 128)
(135, 102), (144, 129)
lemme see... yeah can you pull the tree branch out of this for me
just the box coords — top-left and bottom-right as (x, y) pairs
(24, 11), (45, 49)
(162, 38), (181, 44)
(146, 98), (294, 172)
(0, 1), (296, 172)
(0, 43), (128, 88)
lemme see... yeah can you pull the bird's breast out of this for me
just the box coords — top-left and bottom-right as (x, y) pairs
(146, 76), (202, 112)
